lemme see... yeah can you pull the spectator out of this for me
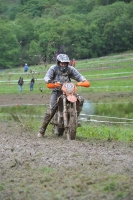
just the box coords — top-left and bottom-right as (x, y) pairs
(30, 77), (35, 91)
(72, 59), (76, 67)
(69, 60), (73, 66)
(69, 59), (76, 67)
(24, 63), (29, 72)
(18, 77), (24, 92)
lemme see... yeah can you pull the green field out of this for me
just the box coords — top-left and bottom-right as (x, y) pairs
(0, 52), (133, 94)
(0, 51), (133, 141)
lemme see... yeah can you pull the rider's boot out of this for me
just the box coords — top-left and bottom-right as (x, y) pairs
(37, 108), (56, 138)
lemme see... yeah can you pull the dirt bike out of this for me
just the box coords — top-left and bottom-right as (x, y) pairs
(47, 80), (90, 140)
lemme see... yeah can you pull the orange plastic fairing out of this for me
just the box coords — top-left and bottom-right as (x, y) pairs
(62, 83), (77, 95)
(77, 80), (90, 87)
(67, 95), (77, 102)
(46, 82), (61, 89)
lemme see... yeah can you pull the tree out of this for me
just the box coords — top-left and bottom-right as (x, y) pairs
(28, 40), (42, 64)
(13, 16), (37, 64)
(0, 19), (20, 69)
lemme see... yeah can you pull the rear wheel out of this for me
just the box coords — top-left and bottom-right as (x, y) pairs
(53, 125), (64, 136)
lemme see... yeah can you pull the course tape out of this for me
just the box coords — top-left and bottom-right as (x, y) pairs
(77, 56), (133, 65)
(85, 71), (133, 77)
(1, 71), (133, 83)
(81, 118), (133, 125)
(0, 104), (49, 107)
(0, 112), (133, 125)
(0, 101), (132, 108)
(81, 114), (133, 121)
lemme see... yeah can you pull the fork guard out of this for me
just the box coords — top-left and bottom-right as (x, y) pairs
(67, 95), (77, 102)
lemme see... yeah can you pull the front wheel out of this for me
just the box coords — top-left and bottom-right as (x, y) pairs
(66, 111), (77, 140)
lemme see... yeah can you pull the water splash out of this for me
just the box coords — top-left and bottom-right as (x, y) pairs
(81, 100), (95, 116)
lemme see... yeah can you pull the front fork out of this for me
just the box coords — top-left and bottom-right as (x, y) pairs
(62, 94), (68, 128)
(62, 94), (77, 128)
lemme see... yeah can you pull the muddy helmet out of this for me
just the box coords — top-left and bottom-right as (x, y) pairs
(57, 54), (70, 63)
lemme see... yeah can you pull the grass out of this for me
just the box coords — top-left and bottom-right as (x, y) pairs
(1, 163), (132, 200)
(0, 104), (133, 141)
(94, 101), (133, 118)
(77, 123), (133, 142)
(0, 54), (133, 93)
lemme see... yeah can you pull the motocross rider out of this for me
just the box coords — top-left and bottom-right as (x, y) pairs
(38, 54), (87, 138)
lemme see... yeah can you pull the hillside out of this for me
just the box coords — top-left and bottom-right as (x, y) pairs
(0, 0), (133, 68)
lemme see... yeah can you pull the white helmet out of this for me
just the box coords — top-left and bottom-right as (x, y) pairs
(57, 54), (70, 63)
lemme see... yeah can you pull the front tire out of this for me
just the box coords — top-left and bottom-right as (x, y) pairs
(66, 111), (77, 140)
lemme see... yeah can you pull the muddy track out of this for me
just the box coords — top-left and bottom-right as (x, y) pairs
(0, 91), (133, 106)
(0, 93), (133, 200)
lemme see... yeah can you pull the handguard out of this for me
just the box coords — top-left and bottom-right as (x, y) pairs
(76, 80), (90, 87)
(46, 82), (61, 89)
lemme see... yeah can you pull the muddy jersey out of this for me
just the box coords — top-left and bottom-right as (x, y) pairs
(44, 65), (86, 86)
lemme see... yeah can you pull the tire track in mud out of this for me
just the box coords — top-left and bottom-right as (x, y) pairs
(0, 121), (133, 200)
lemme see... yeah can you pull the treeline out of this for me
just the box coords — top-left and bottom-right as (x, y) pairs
(0, 0), (133, 69)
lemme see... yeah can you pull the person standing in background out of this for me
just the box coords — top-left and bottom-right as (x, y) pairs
(69, 59), (76, 67)
(72, 59), (76, 67)
(30, 77), (35, 91)
(18, 77), (24, 92)
(24, 63), (29, 72)
(69, 60), (73, 66)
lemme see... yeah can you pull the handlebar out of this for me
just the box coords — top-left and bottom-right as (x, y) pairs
(76, 80), (90, 87)
(46, 80), (90, 89)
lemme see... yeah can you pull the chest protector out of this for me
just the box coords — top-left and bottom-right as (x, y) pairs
(53, 65), (71, 84)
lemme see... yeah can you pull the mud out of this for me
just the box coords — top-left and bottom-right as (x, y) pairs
(0, 93), (133, 200)
(0, 91), (133, 106)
